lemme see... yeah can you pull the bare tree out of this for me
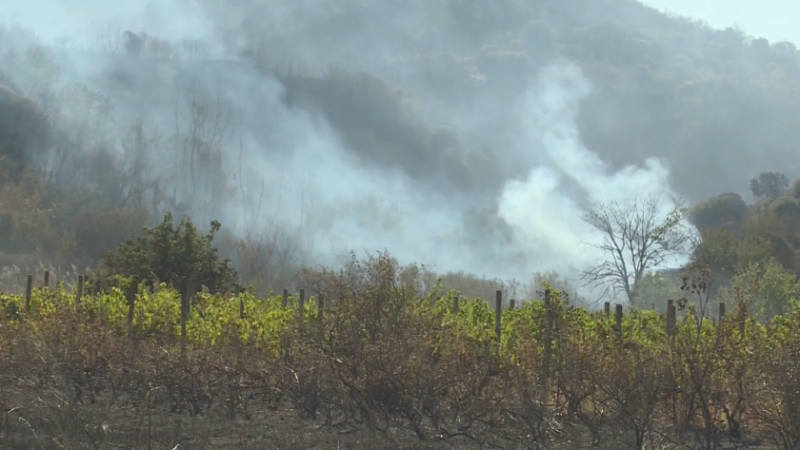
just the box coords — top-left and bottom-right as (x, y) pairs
(580, 195), (692, 306)
(122, 31), (144, 57)
(96, 22), (123, 54)
(168, 80), (239, 221)
(179, 38), (210, 60)
(118, 119), (164, 212)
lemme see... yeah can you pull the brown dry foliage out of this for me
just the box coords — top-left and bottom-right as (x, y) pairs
(0, 254), (797, 450)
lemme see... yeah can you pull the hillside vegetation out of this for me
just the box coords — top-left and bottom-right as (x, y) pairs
(3, 1), (800, 292)
(1, 254), (799, 450)
(6, 1), (800, 448)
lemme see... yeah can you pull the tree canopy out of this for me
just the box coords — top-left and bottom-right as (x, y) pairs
(98, 213), (237, 294)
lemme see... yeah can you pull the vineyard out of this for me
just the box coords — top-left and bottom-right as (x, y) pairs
(1, 264), (799, 450)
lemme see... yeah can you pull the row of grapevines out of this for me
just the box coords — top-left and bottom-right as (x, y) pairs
(4, 284), (800, 357)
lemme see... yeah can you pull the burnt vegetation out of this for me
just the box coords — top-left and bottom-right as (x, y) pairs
(3, 0), (800, 448)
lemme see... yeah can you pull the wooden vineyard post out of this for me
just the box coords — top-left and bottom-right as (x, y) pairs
(282, 289), (288, 308)
(666, 299), (676, 339)
(615, 304), (623, 335)
(127, 284), (136, 338)
(76, 275), (84, 314)
(541, 289), (553, 406)
(299, 288), (306, 328)
(317, 293), (325, 338)
(715, 302), (726, 343)
(495, 290), (502, 341)
(24, 274), (32, 316)
(453, 295), (459, 314)
(43, 270), (49, 289)
(237, 285), (244, 320)
(509, 299), (516, 310)
(604, 301), (611, 318)
(181, 279), (191, 356)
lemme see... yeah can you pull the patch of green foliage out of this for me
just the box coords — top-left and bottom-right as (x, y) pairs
(97, 212), (237, 294)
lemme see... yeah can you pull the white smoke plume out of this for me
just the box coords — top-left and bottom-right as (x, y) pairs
(1, 0), (697, 301)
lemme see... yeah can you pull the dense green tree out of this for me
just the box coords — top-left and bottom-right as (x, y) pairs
(769, 195), (800, 217)
(720, 258), (800, 317)
(689, 192), (748, 229)
(689, 227), (773, 293)
(97, 213), (237, 294)
(0, 83), (51, 182)
(750, 172), (789, 201)
(741, 212), (800, 270)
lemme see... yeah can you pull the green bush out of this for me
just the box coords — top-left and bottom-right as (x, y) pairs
(97, 212), (237, 294)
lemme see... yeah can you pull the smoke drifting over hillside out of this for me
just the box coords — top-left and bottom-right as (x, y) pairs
(2, 0), (715, 293)
(499, 63), (685, 276)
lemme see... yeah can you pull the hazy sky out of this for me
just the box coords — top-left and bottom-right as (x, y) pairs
(642, 0), (799, 44)
(3, 0), (800, 48)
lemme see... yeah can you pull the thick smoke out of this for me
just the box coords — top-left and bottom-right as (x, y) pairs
(2, 0), (695, 296)
(499, 62), (693, 282)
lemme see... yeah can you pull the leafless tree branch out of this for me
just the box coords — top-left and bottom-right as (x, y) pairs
(580, 194), (692, 306)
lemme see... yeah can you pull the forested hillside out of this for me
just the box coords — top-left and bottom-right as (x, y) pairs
(3, 0), (800, 309)
(7, 2), (800, 449)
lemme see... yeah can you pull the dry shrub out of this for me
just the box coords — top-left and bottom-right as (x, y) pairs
(5, 251), (800, 450)
(221, 227), (299, 294)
